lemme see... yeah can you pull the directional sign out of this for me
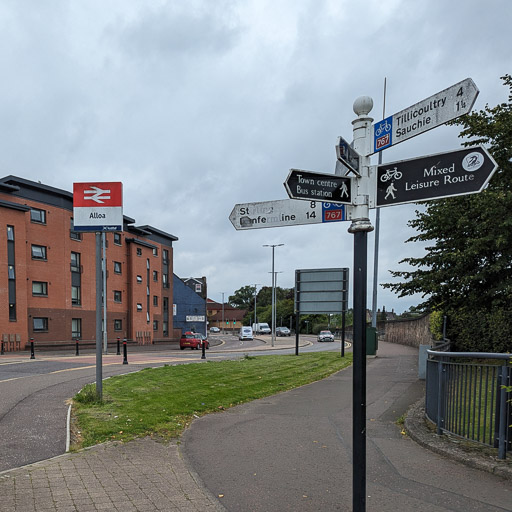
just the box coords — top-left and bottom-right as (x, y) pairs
(73, 182), (123, 231)
(284, 169), (353, 205)
(371, 78), (479, 154)
(336, 136), (360, 175)
(375, 146), (497, 207)
(229, 199), (347, 230)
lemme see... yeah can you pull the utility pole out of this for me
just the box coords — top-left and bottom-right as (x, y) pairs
(263, 244), (283, 346)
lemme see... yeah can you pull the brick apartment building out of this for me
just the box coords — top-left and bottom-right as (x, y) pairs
(0, 176), (178, 350)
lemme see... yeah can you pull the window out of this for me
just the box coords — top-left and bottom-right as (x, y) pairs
(114, 319), (122, 331)
(163, 321), (168, 336)
(7, 225), (14, 241)
(153, 295), (158, 307)
(72, 286), (81, 305)
(136, 303), (143, 311)
(33, 317), (48, 331)
(31, 245), (47, 260)
(153, 247), (158, 257)
(8, 265), (15, 279)
(114, 233), (122, 245)
(163, 249), (169, 263)
(71, 252), (81, 272)
(153, 271), (158, 282)
(70, 219), (81, 240)
(136, 275), (143, 283)
(136, 248), (142, 256)
(30, 208), (46, 224)
(9, 303), (16, 321)
(114, 261), (122, 274)
(162, 274), (169, 288)
(147, 312), (150, 323)
(72, 318), (82, 339)
(153, 320), (158, 331)
(32, 281), (48, 296)
(114, 290), (122, 303)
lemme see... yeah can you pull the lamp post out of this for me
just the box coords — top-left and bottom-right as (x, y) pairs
(263, 244), (284, 347)
(221, 292), (225, 334)
(253, 284), (260, 327)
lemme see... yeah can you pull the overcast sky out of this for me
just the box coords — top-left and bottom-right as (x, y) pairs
(1, 0), (510, 313)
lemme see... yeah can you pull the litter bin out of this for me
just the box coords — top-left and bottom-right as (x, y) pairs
(366, 326), (377, 356)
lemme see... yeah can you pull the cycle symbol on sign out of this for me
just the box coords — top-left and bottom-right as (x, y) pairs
(375, 119), (392, 137)
(380, 166), (403, 182)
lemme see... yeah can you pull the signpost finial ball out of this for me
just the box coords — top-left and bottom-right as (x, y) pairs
(353, 96), (373, 116)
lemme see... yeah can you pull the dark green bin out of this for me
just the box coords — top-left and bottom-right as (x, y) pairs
(366, 326), (378, 355)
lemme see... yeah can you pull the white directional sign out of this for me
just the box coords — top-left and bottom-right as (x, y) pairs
(73, 182), (123, 231)
(374, 145), (497, 207)
(371, 78), (479, 154)
(229, 199), (347, 230)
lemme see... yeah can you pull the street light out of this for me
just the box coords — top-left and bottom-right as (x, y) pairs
(263, 244), (284, 346)
(253, 284), (261, 327)
(221, 292), (225, 334)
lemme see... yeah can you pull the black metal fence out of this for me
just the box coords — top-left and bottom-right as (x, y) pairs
(426, 350), (512, 459)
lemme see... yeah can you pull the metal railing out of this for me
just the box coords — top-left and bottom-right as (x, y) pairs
(426, 349), (512, 459)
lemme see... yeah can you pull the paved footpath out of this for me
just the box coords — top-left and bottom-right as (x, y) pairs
(0, 341), (510, 511)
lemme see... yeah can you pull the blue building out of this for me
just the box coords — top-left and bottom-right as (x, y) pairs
(172, 275), (207, 336)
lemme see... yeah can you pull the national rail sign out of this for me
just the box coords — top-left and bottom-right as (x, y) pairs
(371, 78), (479, 154)
(375, 145), (497, 207)
(284, 169), (353, 205)
(229, 199), (347, 230)
(73, 182), (123, 231)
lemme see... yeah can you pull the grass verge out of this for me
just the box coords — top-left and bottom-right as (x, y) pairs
(71, 352), (352, 449)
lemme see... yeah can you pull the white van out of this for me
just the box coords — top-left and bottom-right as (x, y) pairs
(239, 326), (254, 341)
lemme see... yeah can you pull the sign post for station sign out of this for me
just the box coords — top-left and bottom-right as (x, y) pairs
(371, 78), (479, 154)
(374, 145), (497, 207)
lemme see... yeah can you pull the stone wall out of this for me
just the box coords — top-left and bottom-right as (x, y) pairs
(384, 314), (432, 348)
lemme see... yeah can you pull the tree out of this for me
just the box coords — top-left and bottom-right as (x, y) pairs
(229, 286), (256, 310)
(383, 75), (512, 352)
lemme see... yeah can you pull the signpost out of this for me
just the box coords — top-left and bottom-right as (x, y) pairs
(284, 169), (353, 204)
(371, 78), (479, 154)
(229, 199), (347, 230)
(375, 146), (497, 207)
(73, 182), (123, 400)
(229, 77), (494, 512)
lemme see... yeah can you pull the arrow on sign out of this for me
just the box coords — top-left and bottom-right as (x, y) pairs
(84, 186), (112, 204)
(375, 145), (497, 207)
(284, 169), (353, 205)
(371, 78), (479, 154)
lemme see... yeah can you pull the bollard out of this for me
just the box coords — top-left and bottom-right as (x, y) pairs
(117, 337), (121, 355)
(123, 338), (128, 364)
(201, 340), (206, 360)
(30, 337), (35, 359)
(75, 338), (80, 356)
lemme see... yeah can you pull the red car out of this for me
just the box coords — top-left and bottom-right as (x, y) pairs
(180, 332), (209, 350)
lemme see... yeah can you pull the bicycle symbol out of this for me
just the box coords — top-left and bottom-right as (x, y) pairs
(380, 166), (402, 182)
(375, 119), (391, 137)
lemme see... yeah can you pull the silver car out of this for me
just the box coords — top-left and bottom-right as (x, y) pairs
(317, 330), (335, 342)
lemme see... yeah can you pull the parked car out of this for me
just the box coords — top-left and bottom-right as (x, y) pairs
(317, 330), (335, 342)
(210, 327), (220, 333)
(276, 327), (291, 336)
(239, 326), (254, 341)
(180, 332), (209, 350)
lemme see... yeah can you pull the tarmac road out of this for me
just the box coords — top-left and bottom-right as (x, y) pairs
(183, 341), (512, 511)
